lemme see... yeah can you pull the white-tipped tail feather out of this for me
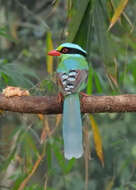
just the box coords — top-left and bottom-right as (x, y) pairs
(63, 94), (83, 160)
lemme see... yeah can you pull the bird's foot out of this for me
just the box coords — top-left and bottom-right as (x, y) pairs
(80, 92), (89, 97)
(57, 92), (64, 104)
(80, 92), (89, 102)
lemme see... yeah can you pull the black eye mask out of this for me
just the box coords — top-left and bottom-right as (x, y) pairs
(60, 47), (87, 57)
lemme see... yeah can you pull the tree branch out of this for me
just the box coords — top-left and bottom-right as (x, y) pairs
(0, 94), (136, 114)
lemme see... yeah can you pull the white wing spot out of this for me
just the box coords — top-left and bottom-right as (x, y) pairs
(66, 92), (71, 95)
(62, 81), (67, 85)
(67, 84), (74, 88)
(65, 87), (70, 91)
(62, 74), (68, 80)
(68, 77), (76, 82)
(69, 71), (77, 76)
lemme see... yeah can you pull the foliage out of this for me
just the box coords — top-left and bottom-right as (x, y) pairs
(0, 0), (136, 190)
(0, 59), (39, 90)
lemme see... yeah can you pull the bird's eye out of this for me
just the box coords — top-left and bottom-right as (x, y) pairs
(62, 48), (68, 53)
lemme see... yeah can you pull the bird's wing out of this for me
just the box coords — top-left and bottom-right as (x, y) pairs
(57, 69), (88, 95)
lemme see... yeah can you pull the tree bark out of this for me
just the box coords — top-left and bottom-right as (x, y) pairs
(0, 94), (136, 114)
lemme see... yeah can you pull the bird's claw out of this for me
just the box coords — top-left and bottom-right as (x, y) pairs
(57, 92), (64, 104)
(80, 92), (89, 97)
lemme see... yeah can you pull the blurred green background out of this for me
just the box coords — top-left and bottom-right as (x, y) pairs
(0, 0), (136, 190)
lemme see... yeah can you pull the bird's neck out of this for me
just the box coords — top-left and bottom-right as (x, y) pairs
(60, 54), (85, 61)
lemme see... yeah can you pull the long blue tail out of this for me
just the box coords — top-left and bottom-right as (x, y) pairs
(63, 93), (83, 159)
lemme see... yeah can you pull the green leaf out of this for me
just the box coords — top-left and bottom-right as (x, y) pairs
(108, 0), (129, 30)
(67, 0), (90, 44)
(46, 31), (53, 74)
(0, 61), (39, 89)
(52, 140), (75, 174)
(11, 174), (26, 190)
(0, 26), (16, 42)
(1, 72), (10, 83)
(20, 131), (39, 157)
(0, 147), (16, 171)
(87, 66), (93, 95)
(94, 72), (103, 93)
(46, 142), (52, 170)
(92, 0), (117, 75)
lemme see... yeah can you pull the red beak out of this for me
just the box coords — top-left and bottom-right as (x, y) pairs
(48, 50), (61, 56)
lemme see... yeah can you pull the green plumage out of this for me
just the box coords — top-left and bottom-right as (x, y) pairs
(57, 54), (88, 73)
(56, 44), (89, 159)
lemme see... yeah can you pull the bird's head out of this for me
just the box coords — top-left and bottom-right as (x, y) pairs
(48, 43), (87, 58)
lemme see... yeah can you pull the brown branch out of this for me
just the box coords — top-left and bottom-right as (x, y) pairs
(0, 94), (136, 114)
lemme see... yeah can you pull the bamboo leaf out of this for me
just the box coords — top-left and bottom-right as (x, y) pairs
(46, 143), (52, 170)
(38, 114), (44, 120)
(89, 115), (104, 166)
(108, 0), (129, 30)
(0, 26), (16, 42)
(93, 0), (117, 76)
(87, 67), (93, 95)
(40, 116), (50, 144)
(46, 31), (53, 75)
(24, 133), (39, 157)
(105, 177), (115, 190)
(56, 114), (62, 127)
(94, 72), (103, 93)
(18, 150), (45, 190)
(53, 141), (75, 174)
(67, 0), (90, 43)
(83, 125), (90, 190)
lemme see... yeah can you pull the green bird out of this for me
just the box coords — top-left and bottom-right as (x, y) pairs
(48, 43), (89, 159)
